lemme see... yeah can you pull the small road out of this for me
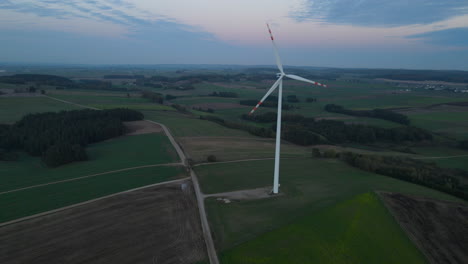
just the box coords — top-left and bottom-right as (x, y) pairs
(42, 95), (220, 264)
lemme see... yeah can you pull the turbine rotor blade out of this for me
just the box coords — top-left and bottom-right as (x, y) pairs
(249, 76), (283, 115)
(285, 74), (328, 88)
(267, 23), (284, 74)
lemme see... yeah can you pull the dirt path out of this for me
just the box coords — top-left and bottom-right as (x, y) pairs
(205, 186), (275, 200)
(194, 157), (296, 167)
(43, 95), (220, 264)
(0, 163), (183, 195)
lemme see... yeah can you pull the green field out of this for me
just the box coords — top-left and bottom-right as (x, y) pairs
(219, 192), (426, 264)
(0, 165), (186, 223)
(201, 158), (462, 251)
(0, 133), (178, 192)
(408, 111), (468, 140)
(0, 96), (79, 123)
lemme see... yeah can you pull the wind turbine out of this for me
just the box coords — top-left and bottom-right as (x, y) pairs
(249, 24), (327, 194)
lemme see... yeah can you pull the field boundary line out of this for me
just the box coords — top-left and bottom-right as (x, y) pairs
(413, 154), (468, 160)
(1, 163), (183, 195)
(43, 95), (100, 110)
(0, 177), (190, 227)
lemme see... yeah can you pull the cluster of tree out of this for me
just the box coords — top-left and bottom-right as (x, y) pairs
(239, 99), (294, 110)
(460, 140), (468, 150)
(208, 91), (238, 98)
(289, 118), (431, 145)
(324, 104), (410, 125)
(338, 152), (468, 200)
(241, 112), (432, 145)
(287, 95), (299, 103)
(193, 107), (215, 113)
(242, 112), (277, 123)
(306, 97), (318, 103)
(141, 90), (164, 104)
(200, 115), (274, 138)
(103, 75), (144, 79)
(0, 108), (143, 167)
(171, 104), (190, 113)
(78, 79), (112, 90)
(165, 94), (177, 100)
(0, 74), (138, 92)
(0, 74), (74, 86)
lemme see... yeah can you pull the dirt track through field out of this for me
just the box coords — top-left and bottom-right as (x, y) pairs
(36, 95), (221, 264)
(0, 163), (183, 195)
(0, 180), (206, 264)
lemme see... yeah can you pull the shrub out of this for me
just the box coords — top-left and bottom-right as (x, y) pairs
(207, 155), (217, 162)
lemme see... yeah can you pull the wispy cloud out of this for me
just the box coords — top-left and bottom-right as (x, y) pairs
(292, 0), (468, 27)
(407, 27), (468, 47)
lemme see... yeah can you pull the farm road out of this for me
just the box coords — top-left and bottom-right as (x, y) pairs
(42, 95), (220, 264)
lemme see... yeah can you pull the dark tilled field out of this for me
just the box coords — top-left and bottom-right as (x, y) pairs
(380, 192), (468, 264)
(0, 180), (206, 264)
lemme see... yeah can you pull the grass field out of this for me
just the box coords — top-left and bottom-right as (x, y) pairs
(0, 165), (186, 223)
(0, 133), (178, 192)
(219, 192), (426, 264)
(408, 111), (468, 140)
(0, 96), (79, 123)
(201, 158), (462, 251)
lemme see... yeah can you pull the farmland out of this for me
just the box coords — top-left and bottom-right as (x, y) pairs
(219, 192), (426, 264)
(0, 180), (206, 264)
(1, 66), (468, 264)
(200, 158), (463, 251)
(1, 132), (179, 192)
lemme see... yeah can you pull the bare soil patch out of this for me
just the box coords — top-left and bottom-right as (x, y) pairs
(0, 180), (206, 264)
(192, 102), (247, 110)
(124, 120), (163, 135)
(380, 192), (468, 264)
(178, 136), (307, 162)
(205, 186), (276, 201)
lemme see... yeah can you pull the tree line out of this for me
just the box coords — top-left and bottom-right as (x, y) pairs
(208, 91), (238, 98)
(0, 74), (136, 92)
(239, 112), (432, 145)
(324, 104), (410, 125)
(314, 151), (468, 200)
(0, 108), (143, 167)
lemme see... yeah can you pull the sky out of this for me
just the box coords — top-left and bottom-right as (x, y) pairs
(0, 0), (467, 70)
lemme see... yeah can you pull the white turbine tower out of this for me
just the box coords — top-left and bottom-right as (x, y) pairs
(249, 24), (328, 194)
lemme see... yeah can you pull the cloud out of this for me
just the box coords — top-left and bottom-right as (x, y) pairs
(407, 27), (468, 47)
(292, 0), (468, 27)
(0, 0), (158, 27)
